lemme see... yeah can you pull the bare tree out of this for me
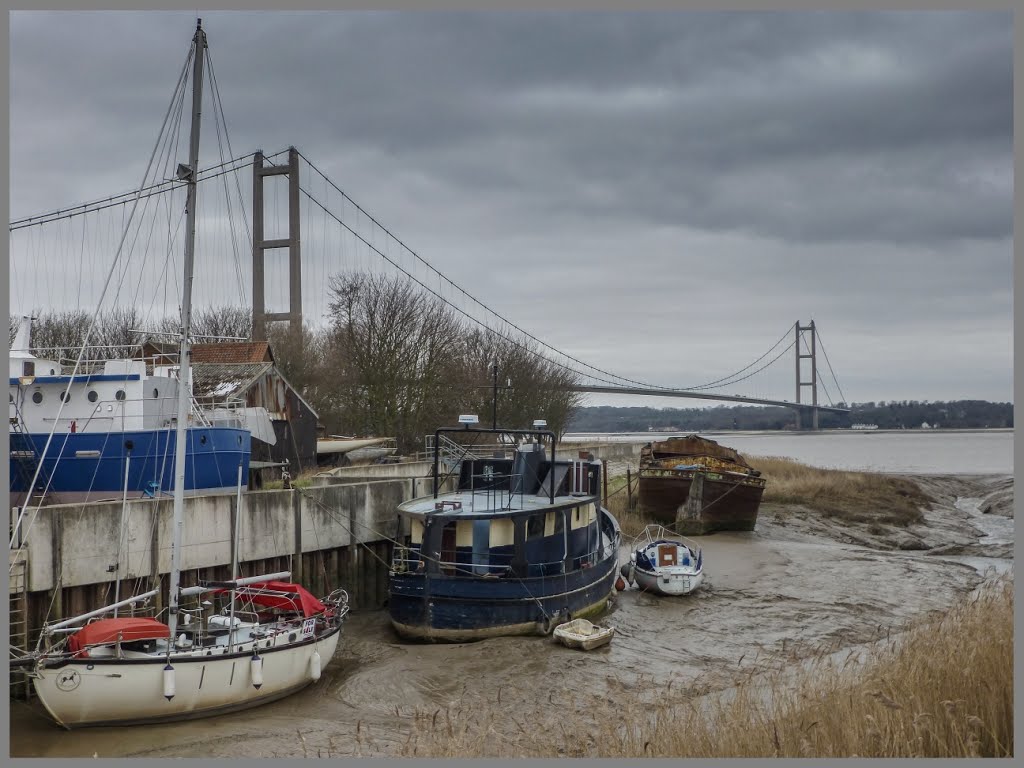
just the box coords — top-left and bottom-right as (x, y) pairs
(317, 271), (583, 448)
(9, 315), (22, 347)
(266, 319), (322, 398)
(25, 310), (93, 362)
(192, 305), (253, 341)
(458, 328), (583, 439)
(95, 306), (144, 359)
(322, 272), (466, 451)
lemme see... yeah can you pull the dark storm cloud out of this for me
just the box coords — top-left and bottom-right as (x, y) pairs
(13, 11), (1010, 243)
(269, 11), (1012, 246)
(8, 10), (1013, 404)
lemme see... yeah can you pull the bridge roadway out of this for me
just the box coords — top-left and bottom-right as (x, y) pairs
(570, 385), (851, 413)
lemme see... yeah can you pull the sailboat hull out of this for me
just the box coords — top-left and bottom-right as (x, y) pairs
(30, 625), (342, 729)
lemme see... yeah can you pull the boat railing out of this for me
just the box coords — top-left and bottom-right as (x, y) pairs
(630, 524), (702, 557)
(425, 432), (490, 473)
(391, 534), (613, 578)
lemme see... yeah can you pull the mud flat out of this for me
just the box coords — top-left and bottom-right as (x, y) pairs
(9, 473), (1012, 758)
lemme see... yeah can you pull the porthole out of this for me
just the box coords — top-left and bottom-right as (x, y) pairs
(289, 632), (297, 642)
(88, 390), (98, 403)
(32, 392), (43, 405)
(238, 435), (243, 445)
(59, 391), (70, 403)
(200, 434), (207, 445)
(115, 390), (126, 401)
(8, 393), (12, 404)
(152, 388), (159, 399)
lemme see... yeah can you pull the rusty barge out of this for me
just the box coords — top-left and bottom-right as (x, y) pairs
(636, 435), (766, 535)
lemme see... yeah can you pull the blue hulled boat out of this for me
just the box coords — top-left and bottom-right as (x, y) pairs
(9, 318), (265, 505)
(389, 423), (621, 642)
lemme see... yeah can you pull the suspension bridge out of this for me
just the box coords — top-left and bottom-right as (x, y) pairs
(9, 145), (849, 430)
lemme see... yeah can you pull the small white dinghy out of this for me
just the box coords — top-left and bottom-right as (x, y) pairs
(552, 618), (615, 651)
(621, 524), (704, 596)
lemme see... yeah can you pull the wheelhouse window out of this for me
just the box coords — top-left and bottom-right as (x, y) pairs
(22, 361), (34, 377)
(527, 514), (545, 539)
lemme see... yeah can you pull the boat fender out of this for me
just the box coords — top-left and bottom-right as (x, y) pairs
(626, 562), (636, 586)
(162, 663), (175, 701)
(619, 563), (631, 580)
(541, 609), (564, 636)
(251, 654), (264, 689)
(615, 575), (626, 592)
(309, 650), (322, 682)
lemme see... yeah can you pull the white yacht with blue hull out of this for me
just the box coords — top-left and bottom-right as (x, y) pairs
(389, 425), (621, 642)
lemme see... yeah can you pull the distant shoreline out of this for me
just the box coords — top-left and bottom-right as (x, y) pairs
(564, 427), (1013, 439)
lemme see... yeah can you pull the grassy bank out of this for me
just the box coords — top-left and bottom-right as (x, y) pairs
(397, 577), (1013, 758)
(750, 456), (932, 526)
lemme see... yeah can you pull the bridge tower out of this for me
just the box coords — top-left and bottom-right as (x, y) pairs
(252, 147), (301, 341)
(794, 320), (818, 430)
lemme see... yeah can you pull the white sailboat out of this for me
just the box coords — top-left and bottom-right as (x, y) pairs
(620, 524), (704, 596)
(22, 20), (350, 728)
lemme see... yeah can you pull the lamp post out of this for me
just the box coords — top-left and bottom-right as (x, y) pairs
(491, 362), (498, 429)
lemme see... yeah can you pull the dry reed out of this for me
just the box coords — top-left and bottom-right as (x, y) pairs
(749, 455), (930, 526)
(398, 577), (1013, 758)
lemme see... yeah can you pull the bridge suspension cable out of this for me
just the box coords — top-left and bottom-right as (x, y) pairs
(813, 327), (847, 405)
(295, 180), (643, 390)
(11, 132), (838, 407)
(9, 153), (259, 232)
(679, 326), (796, 392)
(295, 150), (680, 393)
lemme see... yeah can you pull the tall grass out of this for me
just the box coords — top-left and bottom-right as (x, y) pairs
(602, 473), (649, 538)
(750, 456), (931, 526)
(398, 578), (1013, 758)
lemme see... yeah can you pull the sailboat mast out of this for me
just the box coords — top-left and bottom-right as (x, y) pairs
(168, 19), (207, 640)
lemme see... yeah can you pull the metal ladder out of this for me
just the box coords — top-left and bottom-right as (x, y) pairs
(8, 548), (32, 699)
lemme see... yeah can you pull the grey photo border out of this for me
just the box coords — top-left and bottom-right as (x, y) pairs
(1, 0), (1018, 766)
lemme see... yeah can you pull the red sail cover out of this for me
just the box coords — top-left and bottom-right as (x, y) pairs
(68, 617), (170, 652)
(213, 581), (327, 618)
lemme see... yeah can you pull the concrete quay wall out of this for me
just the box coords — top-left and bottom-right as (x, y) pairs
(17, 479), (416, 637)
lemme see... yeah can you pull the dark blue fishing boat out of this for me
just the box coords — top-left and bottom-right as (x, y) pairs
(388, 422), (621, 642)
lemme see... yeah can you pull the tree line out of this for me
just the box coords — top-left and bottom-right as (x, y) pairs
(10, 272), (582, 452)
(568, 400), (1013, 432)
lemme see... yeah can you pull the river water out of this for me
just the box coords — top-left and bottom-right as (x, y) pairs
(563, 428), (1014, 474)
(8, 430), (1014, 758)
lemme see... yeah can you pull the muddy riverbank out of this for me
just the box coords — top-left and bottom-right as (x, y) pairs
(9, 473), (1012, 758)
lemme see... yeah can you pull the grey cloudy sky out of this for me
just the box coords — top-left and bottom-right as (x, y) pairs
(7, 10), (1014, 408)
